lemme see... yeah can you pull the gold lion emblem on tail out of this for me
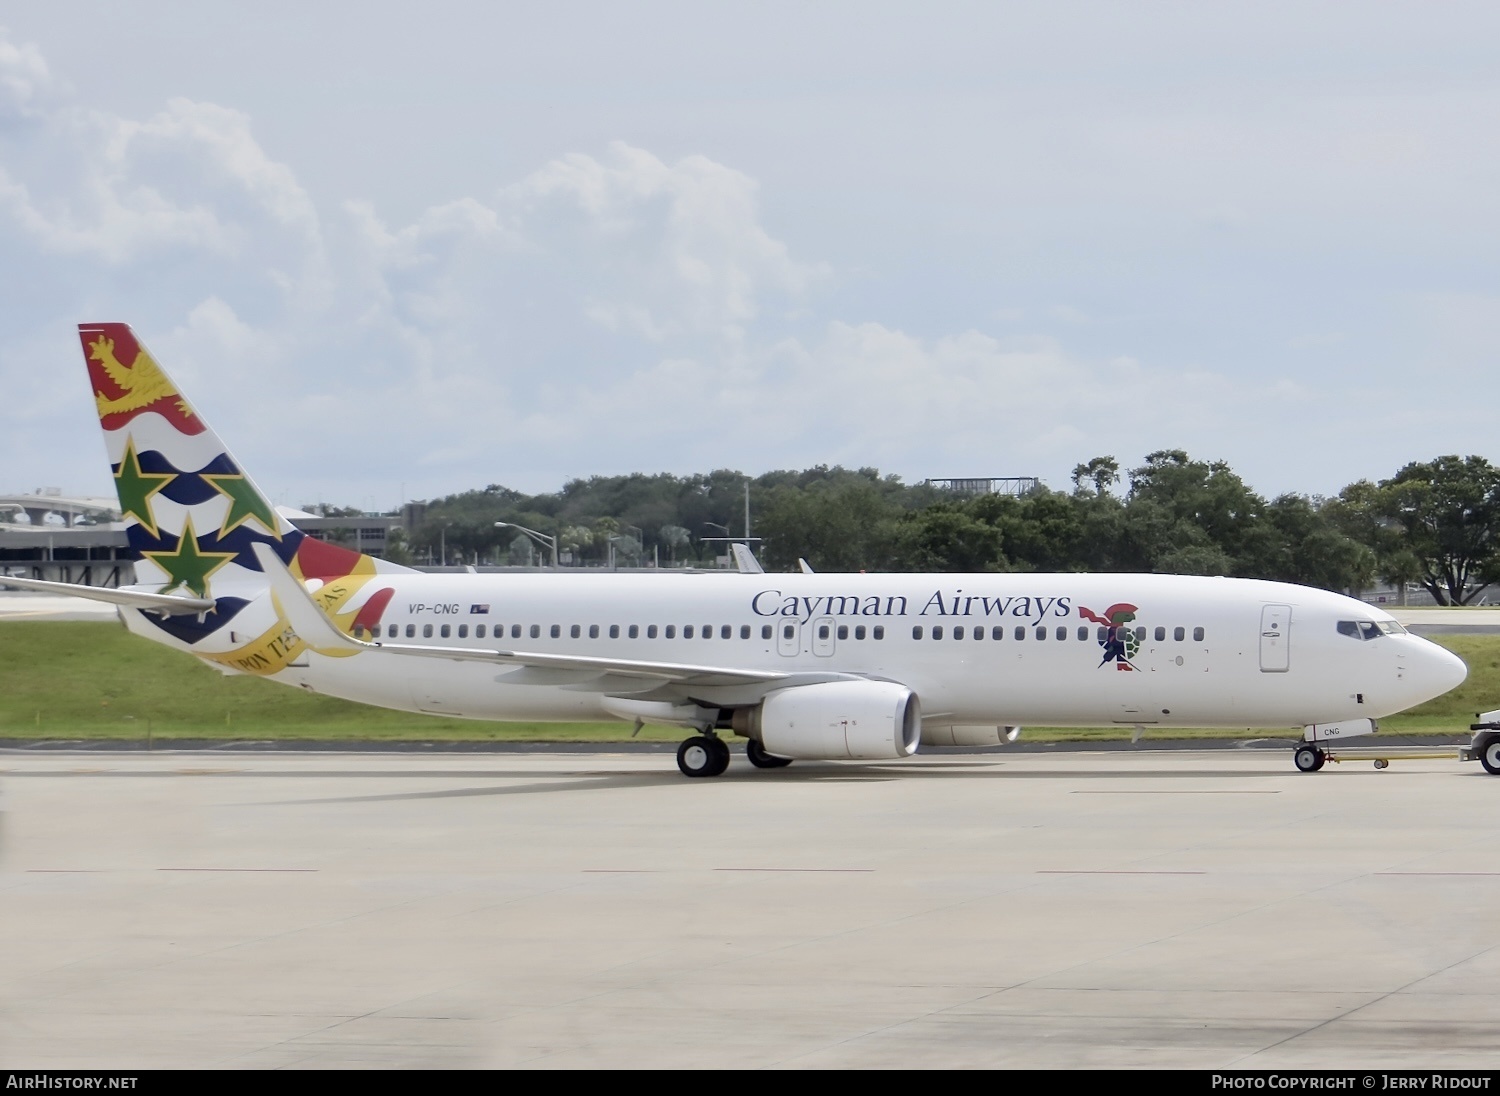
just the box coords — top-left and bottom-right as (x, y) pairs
(90, 336), (193, 421)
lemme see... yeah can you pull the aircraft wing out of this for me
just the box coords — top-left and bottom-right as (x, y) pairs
(0, 573), (215, 615)
(374, 643), (802, 687)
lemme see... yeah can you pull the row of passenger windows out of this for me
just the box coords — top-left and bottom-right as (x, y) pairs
(911, 624), (1207, 642)
(350, 620), (1203, 644)
(351, 621), (890, 642)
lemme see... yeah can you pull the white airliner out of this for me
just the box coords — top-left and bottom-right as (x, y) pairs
(1, 323), (1480, 777)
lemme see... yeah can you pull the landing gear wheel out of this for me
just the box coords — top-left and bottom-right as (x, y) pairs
(677, 735), (730, 778)
(1294, 745), (1326, 772)
(746, 739), (793, 769)
(1480, 737), (1500, 776)
(1373, 758), (1389, 770)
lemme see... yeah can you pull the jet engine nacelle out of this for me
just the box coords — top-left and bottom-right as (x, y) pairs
(923, 724), (1022, 747)
(733, 681), (921, 760)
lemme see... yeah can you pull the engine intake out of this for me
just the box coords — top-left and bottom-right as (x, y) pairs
(732, 681), (921, 760)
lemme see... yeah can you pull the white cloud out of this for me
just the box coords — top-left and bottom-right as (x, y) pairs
(3, 22), (1487, 507)
(0, 28), (52, 119)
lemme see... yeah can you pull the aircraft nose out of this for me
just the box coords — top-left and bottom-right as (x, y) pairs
(1411, 637), (1467, 700)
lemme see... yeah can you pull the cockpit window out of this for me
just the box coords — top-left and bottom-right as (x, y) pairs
(1337, 619), (1406, 640)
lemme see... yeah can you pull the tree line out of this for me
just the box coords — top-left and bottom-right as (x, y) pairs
(383, 451), (1500, 604)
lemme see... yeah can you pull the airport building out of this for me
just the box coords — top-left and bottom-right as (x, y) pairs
(0, 491), (401, 587)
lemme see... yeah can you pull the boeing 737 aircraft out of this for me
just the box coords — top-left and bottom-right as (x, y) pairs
(1, 324), (1481, 777)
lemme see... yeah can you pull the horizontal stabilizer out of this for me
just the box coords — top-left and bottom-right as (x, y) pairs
(0, 574), (215, 616)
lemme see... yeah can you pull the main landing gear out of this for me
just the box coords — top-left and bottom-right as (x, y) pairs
(674, 734), (795, 776)
(676, 734), (730, 778)
(746, 739), (793, 769)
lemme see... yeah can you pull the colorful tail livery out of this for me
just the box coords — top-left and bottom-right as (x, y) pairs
(80, 322), (406, 664)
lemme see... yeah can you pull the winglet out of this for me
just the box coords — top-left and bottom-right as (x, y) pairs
(250, 542), (368, 653)
(730, 543), (764, 574)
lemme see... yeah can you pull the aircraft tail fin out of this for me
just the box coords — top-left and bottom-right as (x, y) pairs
(79, 322), (411, 601)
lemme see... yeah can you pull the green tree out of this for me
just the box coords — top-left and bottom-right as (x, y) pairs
(1071, 455), (1120, 496)
(1341, 456), (1500, 605)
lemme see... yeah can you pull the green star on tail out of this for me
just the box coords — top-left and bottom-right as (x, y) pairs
(204, 471), (280, 539)
(141, 516), (236, 599)
(113, 439), (175, 537)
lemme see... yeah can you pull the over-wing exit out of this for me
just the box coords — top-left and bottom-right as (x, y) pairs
(1, 324), (1473, 777)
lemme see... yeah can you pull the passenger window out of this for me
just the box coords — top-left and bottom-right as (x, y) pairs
(646, 625), (656, 638)
(912, 626), (924, 640)
(476, 624), (486, 638)
(783, 624), (794, 639)
(423, 624), (434, 638)
(1055, 626), (1066, 640)
(953, 626), (965, 640)
(666, 625), (676, 639)
(818, 624), (830, 640)
(353, 625), (364, 639)
(529, 624), (540, 639)
(739, 625), (750, 639)
(1134, 626), (1146, 642)
(761, 624), (772, 639)
(855, 625), (866, 640)
(973, 627), (983, 640)
(406, 624), (416, 638)
(1097, 626), (1107, 642)
(837, 625), (848, 640)
(512, 624), (522, 639)
(683, 625), (694, 639)
(873, 625), (885, 640)
(609, 625), (619, 638)
(589, 625), (599, 638)
(550, 624), (561, 639)
(388, 624), (398, 638)
(1154, 626), (1165, 642)
(1077, 626), (1088, 641)
(1015, 626), (1025, 640)
(440, 624), (451, 638)
(456, 624), (467, 639)
(1193, 626), (1205, 641)
(703, 625), (713, 640)
(993, 626), (1003, 640)
(570, 624), (581, 639)
(1174, 626), (1184, 641)
(933, 625), (944, 640)
(1035, 626), (1046, 641)
(722, 625), (732, 639)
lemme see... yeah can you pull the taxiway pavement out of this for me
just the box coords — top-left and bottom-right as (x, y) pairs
(2, 748), (1499, 1069)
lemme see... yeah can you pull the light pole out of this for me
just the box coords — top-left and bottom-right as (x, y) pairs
(494, 522), (559, 569)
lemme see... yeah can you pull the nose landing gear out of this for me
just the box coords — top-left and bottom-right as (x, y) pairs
(1293, 745), (1326, 772)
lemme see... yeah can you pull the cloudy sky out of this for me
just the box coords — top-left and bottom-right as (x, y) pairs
(2, 2), (1497, 511)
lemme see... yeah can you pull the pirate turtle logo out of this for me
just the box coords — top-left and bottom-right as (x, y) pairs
(1079, 602), (1140, 671)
